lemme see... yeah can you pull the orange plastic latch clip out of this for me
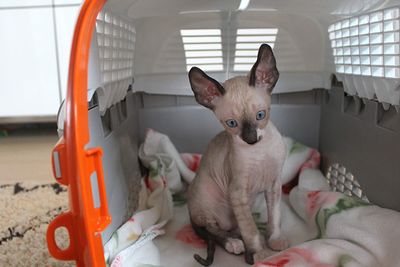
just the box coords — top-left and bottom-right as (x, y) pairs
(85, 148), (112, 232)
(51, 137), (69, 186)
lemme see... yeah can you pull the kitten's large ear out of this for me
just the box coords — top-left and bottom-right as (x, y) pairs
(188, 67), (225, 109)
(249, 44), (279, 93)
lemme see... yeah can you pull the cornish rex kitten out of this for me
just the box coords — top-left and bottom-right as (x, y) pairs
(187, 44), (288, 266)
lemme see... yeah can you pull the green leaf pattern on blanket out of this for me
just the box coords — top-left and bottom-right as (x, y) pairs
(149, 161), (161, 178)
(252, 212), (267, 235)
(315, 196), (370, 239)
(290, 141), (306, 154)
(338, 254), (354, 267)
(172, 193), (187, 206)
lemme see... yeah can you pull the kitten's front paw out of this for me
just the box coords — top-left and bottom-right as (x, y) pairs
(244, 234), (267, 264)
(268, 236), (289, 251)
(253, 248), (275, 263)
(224, 238), (245, 255)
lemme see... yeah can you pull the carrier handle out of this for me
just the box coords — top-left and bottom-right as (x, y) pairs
(46, 211), (75, 260)
(86, 147), (111, 231)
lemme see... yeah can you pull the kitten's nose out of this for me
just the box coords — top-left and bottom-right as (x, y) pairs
(241, 121), (258, 145)
(243, 136), (257, 144)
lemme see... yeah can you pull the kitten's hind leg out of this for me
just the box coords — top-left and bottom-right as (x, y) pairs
(204, 225), (244, 255)
(191, 222), (245, 266)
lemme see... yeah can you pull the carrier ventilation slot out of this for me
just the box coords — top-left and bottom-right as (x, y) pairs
(328, 7), (400, 107)
(329, 7), (400, 79)
(180, 29), (223, 72)
(233, 28), (278, 71)
(326, 163), (369, 202)
(100, 98), (129, 137)
(180, 28), (278, 73)
(95, 11), (136, 115)
(96, 11), (136, 84)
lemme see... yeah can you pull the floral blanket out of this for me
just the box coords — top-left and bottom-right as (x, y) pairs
(104, 129), (400, 267)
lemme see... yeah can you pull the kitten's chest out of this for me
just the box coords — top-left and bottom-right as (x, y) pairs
(244, 145), (278, 177)
(231, 137), (285, 192)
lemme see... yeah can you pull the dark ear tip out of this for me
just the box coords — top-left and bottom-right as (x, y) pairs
(189, 66), (202, 75)
(188, 67), (195, 76)
(259, 43), (273, 51)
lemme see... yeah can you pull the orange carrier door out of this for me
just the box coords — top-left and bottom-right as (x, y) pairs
(46, 1), (111, 266)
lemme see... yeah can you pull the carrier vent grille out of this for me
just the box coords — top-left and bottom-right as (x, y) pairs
(329, 7), (400, 79)
(233, 28), (278, 71)
(180, 28), (279, 73)
(326, 163), (369, 202)
(180, 29), (223, 72)
(96, 12), (136, 83)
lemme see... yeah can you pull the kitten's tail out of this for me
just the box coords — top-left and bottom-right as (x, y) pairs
(191, 221), (216, 266)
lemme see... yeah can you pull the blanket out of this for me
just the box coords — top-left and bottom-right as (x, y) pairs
(104, 129), (400, 267)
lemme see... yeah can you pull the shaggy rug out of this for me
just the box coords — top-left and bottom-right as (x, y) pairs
(0, 182), (74, 266)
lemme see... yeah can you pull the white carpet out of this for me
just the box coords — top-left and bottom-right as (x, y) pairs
(0, 182), (74, 266)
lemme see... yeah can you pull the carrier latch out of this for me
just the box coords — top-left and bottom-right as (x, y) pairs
(51, 137), (69, 185)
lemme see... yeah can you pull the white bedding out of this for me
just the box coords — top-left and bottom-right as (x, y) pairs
(104, 129), (400, 267)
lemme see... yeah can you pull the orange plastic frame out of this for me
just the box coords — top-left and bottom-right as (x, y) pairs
(46, 0), (111, 266)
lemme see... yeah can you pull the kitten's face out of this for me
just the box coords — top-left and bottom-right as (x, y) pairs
(188, 44), (279, 145)
(213, 77), (271, 144)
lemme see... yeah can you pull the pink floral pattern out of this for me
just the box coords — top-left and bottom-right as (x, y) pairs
(282, 149), (321, 194)
(175, 224), (206, 248)
(300, 149), (321, 172)
(306, 191), (340, 217)
(254, 247), (334, 267)
(307, 191), (322, 216)
(181, 153), (202, 172)
(144, 175), (167, 192)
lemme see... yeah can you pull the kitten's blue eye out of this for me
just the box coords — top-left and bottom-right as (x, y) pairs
(225, 119), (238, 128)
(256, 110), (266, 120)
